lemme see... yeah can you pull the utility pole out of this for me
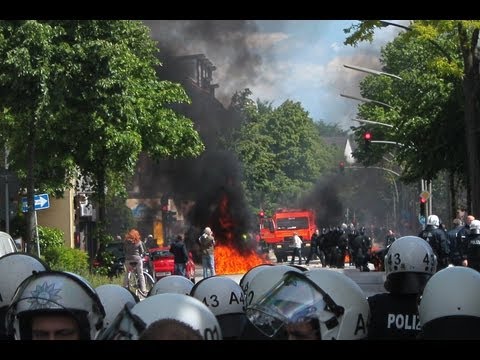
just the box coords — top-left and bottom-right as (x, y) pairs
(4, 145), (9, 234)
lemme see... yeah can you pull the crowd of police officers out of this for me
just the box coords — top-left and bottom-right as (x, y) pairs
(305, 223), (372, 271)
(2, 213), (480, 341)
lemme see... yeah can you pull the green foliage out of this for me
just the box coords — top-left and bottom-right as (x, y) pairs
(78, 271), (124, 288)
(345, 21), (466, 186)
(0, 20), (205, 246)
(42, 246), (89, 273)
(92, 251), (118, 277)
(227, 91), (337, 212)
(37, 225), (64, 253)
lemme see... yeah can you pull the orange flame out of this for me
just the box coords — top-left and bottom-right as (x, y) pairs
(215, 244), (270, 275)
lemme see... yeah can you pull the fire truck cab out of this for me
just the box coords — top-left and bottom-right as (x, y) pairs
(258, 208), (317, 263)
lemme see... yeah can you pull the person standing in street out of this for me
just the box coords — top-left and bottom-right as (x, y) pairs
(170, 234), (189, 278)
(290, 232), (303, 265)
(199, 227), (215, 278)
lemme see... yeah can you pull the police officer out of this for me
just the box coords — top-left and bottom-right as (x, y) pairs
(305, 229), (321, 266)
(367, 236), (437, 340)
(352, 227), (371, 272)
(419, 214), (450, 270)
(447, 218), (463, 266)
(462, 219), (480, 271)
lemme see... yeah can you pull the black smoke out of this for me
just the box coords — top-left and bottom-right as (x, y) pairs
(299, 175), (345, 228)
(143, 20), (263, 106)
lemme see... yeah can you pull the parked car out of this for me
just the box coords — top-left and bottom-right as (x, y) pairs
(94, 240), (151, 277)
(0, 231), (18, 257)
(149, 246), (196, 283)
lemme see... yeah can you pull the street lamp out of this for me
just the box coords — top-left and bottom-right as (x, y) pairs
(353, 117), (394, 128)
(344, 64), (403, 80)
(340, 93), (394, 109)
(379, 21), (452, 62)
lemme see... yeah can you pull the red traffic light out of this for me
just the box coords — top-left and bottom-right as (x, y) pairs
(259, 211), (265, 218)
(364, 132), (372, 141)
(420, 197), (427, 204)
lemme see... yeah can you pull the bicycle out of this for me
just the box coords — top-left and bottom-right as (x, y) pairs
(124, 257), (155, 299)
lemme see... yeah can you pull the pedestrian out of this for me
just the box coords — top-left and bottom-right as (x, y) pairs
(199, 227), (215, 278)
(145, 234), (157, 249)
(169, 234), (189, 278)
(290, 232), (303, 265)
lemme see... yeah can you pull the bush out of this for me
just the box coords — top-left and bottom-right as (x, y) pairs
(79, 272), (124, 288)
(38, 226), (64, 253)
(43, 246), (89, 273)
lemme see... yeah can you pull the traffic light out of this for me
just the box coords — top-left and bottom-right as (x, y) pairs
(339, 161), (345, 174)
(420, 197), (427, 217)
(258, 210), (265, 218)
(364, 132), (372, 148)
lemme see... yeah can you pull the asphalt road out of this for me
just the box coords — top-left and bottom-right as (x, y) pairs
(194, 260), (387, 297)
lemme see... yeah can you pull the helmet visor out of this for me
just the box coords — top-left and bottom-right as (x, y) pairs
(96, 303), (145, 340)
(246, 271), (342, 338)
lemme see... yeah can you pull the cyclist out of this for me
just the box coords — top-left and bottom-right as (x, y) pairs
(123, 228), (147, 294)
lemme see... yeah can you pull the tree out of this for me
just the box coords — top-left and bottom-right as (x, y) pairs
(227, 92), (336, 212)
(345, 20), (479, 214)
(0, 20), (204, 251)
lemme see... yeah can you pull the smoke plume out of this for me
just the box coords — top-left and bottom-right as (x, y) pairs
(143, 20), (263, 106)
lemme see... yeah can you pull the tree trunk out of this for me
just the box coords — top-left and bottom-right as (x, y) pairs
(459, 24), (480, 216)
(25, 140), (36, 255)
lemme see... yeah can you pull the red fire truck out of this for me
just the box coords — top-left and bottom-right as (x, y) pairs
(258, 208), (317, 263)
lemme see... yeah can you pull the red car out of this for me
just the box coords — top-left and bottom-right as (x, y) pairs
(149, 247), (196, 283)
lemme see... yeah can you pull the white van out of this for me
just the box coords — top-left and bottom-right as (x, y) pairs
(0, 231), (17, 257)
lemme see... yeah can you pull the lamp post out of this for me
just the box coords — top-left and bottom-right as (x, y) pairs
(340, 93), (394, 109)
(3, 145), (9, 234)
(345, 62), (432, 222)
(379, 21), (453, 62)
(344, 64), (403, 80)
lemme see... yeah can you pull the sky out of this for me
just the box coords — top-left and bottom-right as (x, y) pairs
(144, 20), (409, 131)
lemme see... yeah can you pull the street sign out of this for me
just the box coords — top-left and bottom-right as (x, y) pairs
(418, 214), (426, 226)
(22, 194), (50, 212)
(420, 191), (430, 201)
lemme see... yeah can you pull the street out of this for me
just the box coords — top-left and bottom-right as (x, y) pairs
(195, 260), (387, 297)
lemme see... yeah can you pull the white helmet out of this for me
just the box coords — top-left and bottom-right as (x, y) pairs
(239, 264), (273, 294)
(149, 275), (194, 296)
(383, 236), (437, 294)
(470, 219), (480, 234)
(418, 266), (480, 338)
(245, 265), (304, 308)
(246, 269), (369, 340)
(190, 276), (247, 339)
(100, 293), (222, 340)
(6, 271), (105, 340)
(95, 284), (138, 333)
(0, 253), (48, 309)
(305, 269), (369, 340)
(426, 214), (440, 227)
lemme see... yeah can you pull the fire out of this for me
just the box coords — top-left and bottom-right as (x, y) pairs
(215, 244), (269, 275)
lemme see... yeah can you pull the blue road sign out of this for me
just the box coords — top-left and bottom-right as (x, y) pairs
(22, 194), (50, 212)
